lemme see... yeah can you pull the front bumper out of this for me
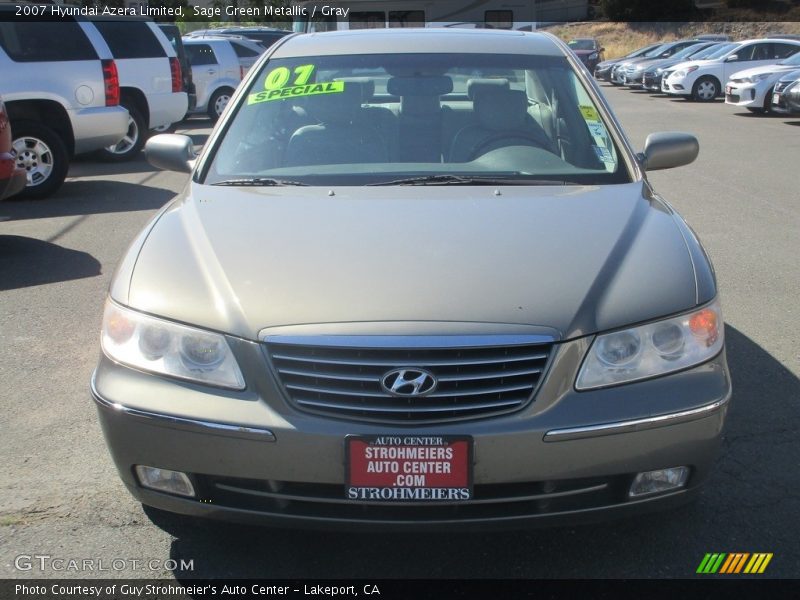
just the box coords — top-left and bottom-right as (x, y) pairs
(92, 334), (732, 530)
(724, 81), (764, 108)
(642, 73), (664, 91)
(622, 71), (644, 87)
(662, 76), (690, 96)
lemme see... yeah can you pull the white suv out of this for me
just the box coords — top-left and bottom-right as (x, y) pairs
(663, 38), (800, 101)
(183, 37), (265, 121)
(89, 17), (188, 161)
(0, 9), (129, 198)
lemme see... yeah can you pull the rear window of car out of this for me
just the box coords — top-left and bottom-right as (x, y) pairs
(92, 20), (166, 59)
(0, 21), (98, 62)
(186, 44), (217, 66)
(231, 41), (260, 58)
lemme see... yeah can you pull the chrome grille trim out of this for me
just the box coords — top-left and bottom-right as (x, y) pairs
(264, 335), (554, 423)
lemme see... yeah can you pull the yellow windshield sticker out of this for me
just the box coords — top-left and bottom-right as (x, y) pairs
(579, 105), (600, 121)
(248, 81), (345, 105)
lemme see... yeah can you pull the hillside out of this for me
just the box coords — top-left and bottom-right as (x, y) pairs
(543, 21), (800, 59)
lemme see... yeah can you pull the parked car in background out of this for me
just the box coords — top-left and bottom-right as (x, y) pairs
(610, 42), (688, 85)
(0, 96), (26, 201)
(99, 29), (730, 529)
(593, 43), (662, 82)
(619, 40), (707, 87)
(694, 34), (731, 42)
(663, 38), (800, 102)
(643, 43), (734, 92)
(567, 37), (603, 72)
(725, 50), (800, 113)
(770, 69), (800, 114)
(0, 6), (128, 198)
(89, 16), (188, 160)
(185, 26), (291, 49)
(158, 24), (196, 120)
(183, 36), (265, 121)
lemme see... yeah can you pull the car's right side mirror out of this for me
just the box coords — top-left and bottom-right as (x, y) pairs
(145, 134), (197, 173)
(639, 132), (699, 171)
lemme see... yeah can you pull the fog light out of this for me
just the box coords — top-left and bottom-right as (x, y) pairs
(629, 467), (689, 498)
(135, 465), (195, 498)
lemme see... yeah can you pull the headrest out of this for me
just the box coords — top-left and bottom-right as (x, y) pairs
(473, 88), (529, 131)
(466, 78), (510, 100)
(307, 82), (364, 123)
(334, 78), (375, 102)
(387, 76), (453, 97)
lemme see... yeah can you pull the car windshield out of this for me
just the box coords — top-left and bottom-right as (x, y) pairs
(671, 43), (706, 60)
(698, 43), (737, 60)
(644, 44), (670, 58)
(205, 52), (629, 186)
(779, 51), (800, 66)
(568, 39), (595, 50)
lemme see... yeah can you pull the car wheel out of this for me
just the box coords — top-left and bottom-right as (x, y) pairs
(208, 88), (233, 122)
(691, 76), (719, 102)
(11, 120), (69, 199)
(151, 122), (175, 134)
(746, 107), (765, 114)
(99, 103), (146, 162)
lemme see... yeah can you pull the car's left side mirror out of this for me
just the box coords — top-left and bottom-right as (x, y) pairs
(145, 134), (197, 173)
(639, 132), (699, 171)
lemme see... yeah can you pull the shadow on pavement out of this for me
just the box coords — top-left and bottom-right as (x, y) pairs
(0, 235), (101, 290)
(141, 325), (799, 579)
(1, 180), (175, 221)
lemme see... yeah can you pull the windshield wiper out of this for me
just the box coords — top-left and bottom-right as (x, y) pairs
(210, 178), (309, 187)
(368, 174), (574, 186)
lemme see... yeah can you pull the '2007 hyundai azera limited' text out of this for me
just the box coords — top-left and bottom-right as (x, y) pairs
(92, 28), (731, 529)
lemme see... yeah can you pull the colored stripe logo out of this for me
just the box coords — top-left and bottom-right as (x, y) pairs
(697, 553), (773, 574)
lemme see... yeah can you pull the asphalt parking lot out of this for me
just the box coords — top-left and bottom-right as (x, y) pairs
(1, 88), (799, 580)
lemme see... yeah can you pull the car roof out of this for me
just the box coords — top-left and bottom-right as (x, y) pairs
(271, 29), (564, 59)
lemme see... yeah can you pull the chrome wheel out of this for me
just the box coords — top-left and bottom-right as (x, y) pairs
(106, 114), (139, 155)
(13, 136), (54, 187)
(214, 93), (230, 117)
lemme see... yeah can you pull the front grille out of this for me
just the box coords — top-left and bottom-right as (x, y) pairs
(265, 337), (553, 423)
(726, 93), (741, 103)
(774, 81), (790, 93)
(196, 474), (628, 522)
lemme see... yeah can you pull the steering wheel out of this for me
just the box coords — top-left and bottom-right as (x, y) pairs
(468, 132), (554, 161)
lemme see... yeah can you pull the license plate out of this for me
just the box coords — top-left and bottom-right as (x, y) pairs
(346, 435), (472, 502)
(773, 93), (780, 104)
(726, 85), (733, 95)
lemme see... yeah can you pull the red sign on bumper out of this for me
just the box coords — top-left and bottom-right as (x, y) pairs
(346, 435), (473, 501)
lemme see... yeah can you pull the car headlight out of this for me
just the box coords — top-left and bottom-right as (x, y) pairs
(101, 300), (246, 390)
(674, 66), (699, 78)
(745, 73), (771, 83)
(588, 52), (598, 60)
(576, 299), (723, 390)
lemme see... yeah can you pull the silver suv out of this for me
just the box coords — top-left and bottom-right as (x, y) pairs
(89, 17), (188, 161)
(183, 36), (265, 121)
(0, 8), (128, 197)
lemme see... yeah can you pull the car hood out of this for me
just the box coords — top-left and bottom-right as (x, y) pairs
(730, 63), (798, 80)
(121, 182), (702, 341)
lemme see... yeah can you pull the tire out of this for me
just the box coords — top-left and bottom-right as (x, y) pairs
(691, 76), (720, 102)
(746, 107), (765, 114)
(11, 120), (69, 199)
(99, 103), (146, 162)
(207, 88), (233, 122)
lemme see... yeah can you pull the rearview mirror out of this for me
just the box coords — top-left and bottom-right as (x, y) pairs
(725, 54), (738, 62)
(640, 132), (699, 171)
(145, 134), (196, 173)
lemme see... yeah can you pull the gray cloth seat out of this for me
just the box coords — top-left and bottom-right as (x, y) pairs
(387, 76), (453, 163)
(449, 87), (556, 162)
(285, 82), (389, 167)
